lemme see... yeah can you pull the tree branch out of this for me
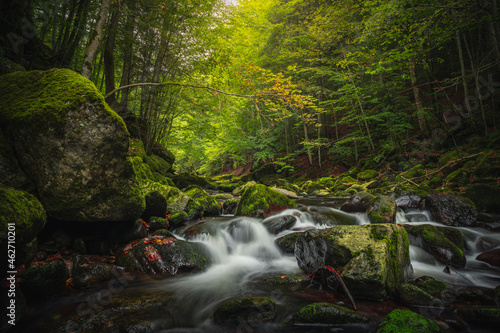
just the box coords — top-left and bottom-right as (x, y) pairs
(104, 82), (260, 99)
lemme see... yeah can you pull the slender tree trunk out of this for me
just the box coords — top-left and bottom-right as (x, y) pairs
(104, 7), (120, 106)
(82, 0), (110, 79)
(118, 11), (135, 112)
(455, 28), (474, 125)
(409, 60), (428, 135)
(303, 119), (313, 166)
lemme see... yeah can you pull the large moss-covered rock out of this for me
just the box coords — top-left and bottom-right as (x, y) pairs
(235, 184), (296, 217)
(377, 309), (443, 333)
(457, 306), (500, 329)
(289, 302), (369, 325)
(213, 297), (276, 325)
(0, 186), (46, 270)
(295, 224), (412, 300)
(184, 185), (221, 217)
(426, 193), (477, 227)
(0, 69), (145, 222)
(18, 259), (69, 299)
(464, 184), (500, 213)
(406, 224), (466, 268)
(0, 129), (34, 191)
(116, 235), (209, 275)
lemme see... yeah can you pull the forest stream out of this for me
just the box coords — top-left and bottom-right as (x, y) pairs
(14, 197), (500, 333)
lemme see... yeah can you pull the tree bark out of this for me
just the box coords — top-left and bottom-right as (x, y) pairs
(81, 0), (110, 79)
(409, 60), (428, 135)
(104, 7), (120, 106)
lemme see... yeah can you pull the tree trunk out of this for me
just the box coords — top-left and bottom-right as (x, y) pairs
(81, 0), (110, 79)
(104, 7), (120, 106)
(118, 10), (135, 113)
(303, 120), (313, 166)
(409, 60), (428, 135)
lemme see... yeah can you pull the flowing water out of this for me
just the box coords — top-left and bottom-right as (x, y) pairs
(16, 197), (500, 332)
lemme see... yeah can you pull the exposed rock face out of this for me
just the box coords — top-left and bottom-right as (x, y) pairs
(295, 224), (412, 300)
(340, 191), (375, 213)
(262, 215), (297, 234)
(395, 194), (422, 211)
(426, 193), (477, 227)
(116, 235), (209, 275)
(476, 249), (500, 268)
(0, 69), (145, 222)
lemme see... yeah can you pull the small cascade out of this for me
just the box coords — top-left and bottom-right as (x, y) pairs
(397, 209), (500, 288)
(164, 217), (300, 323)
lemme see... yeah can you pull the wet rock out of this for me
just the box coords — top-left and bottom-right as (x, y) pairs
(340, 191), (375, 213)
(476, 236), (500, 252)
(264, 275), (305, 285)
(395, 194), (422, 211)
(71, 255), (118, 289)
(213, 297), (276, 325)
(426, 193), (477, 227)
(397, 283), (443, 306)
(457, 306), (500, 329)
(289, 302), (369, 325)
(18, 259), (69, 299)
(262, 215), (297, 234)
(142, 190), (167, 221)
(407, 224), (466, 268)
(0, 69), (145, 222)
(222, 198), (239, 214)
(57, 291), (175, 332)
(368, 195), (397, 223)
(116, 236), (209, 275)
(295, 224), (412, 300)
(235, 184), (296, 217)
(476, 248), (500, 267)
(166, 211), (188, 228)
(377, 309), (443, 333)
(271, 186), (298, 199)
(148, 216), (170, 232)
(184, 185), (222, 217)
(276, 232), (302, 253)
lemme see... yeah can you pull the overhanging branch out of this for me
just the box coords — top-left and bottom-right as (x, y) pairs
(104, 82), (260, 99)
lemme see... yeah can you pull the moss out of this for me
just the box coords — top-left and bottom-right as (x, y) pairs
(264, 275), (305, 285)
(213, 297), (276, 325)
(377, 309), (441, 333)
(457, 306), (500, 328)
(397, 283), (441, 306)
(357, 169), (378, 180)
(0, 69), (126, 133)
(419, 280), (449, 297)
(145, 154), (172, 176)
(289, 302), (369, 324)
(235, 184), (296, 217)
(0, 185), (46, 246)
(184, 185), (221, 216)
(18, 259), (69, 299)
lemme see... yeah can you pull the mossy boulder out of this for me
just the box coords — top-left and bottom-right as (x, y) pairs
(368, 195), (397, 224)
(71, 255), (117, 289)
(171, 173), (211, 189)
(184, 185), (221, 217)
(213, 297), (277, 325)
(357, 169), (378, 180)
(464, 184), (500, 213)
(397, 283), (442, 306)
(116, 235), (209, 275)
(457, 306), (500, 329)
(53, 291), (175, 332)
(295, 224), (412, 300)
(289, 302), (369, 325)
(395, 164), (425, 183)
(340, 191), (375, 213)
(0, 128), (34, 191)
(0, 69), (145, 222)
(18, 259), (69, 299)
(406, 224), (466, 268)
(145, 154), (173, 177)
(301, 180), (327, 195)
(426, 193), (477, 227)
(276, 232), (302, 253)
(235, 184), (296, 217)
(142, 190), (167, 221)
(232, 181), (256, 196)
(377, 309), (443, 333)
(0, 186), (46, 270)
(222, 198), (239, 215)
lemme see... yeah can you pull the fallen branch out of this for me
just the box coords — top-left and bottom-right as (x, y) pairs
(391, 152), (484, 188)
